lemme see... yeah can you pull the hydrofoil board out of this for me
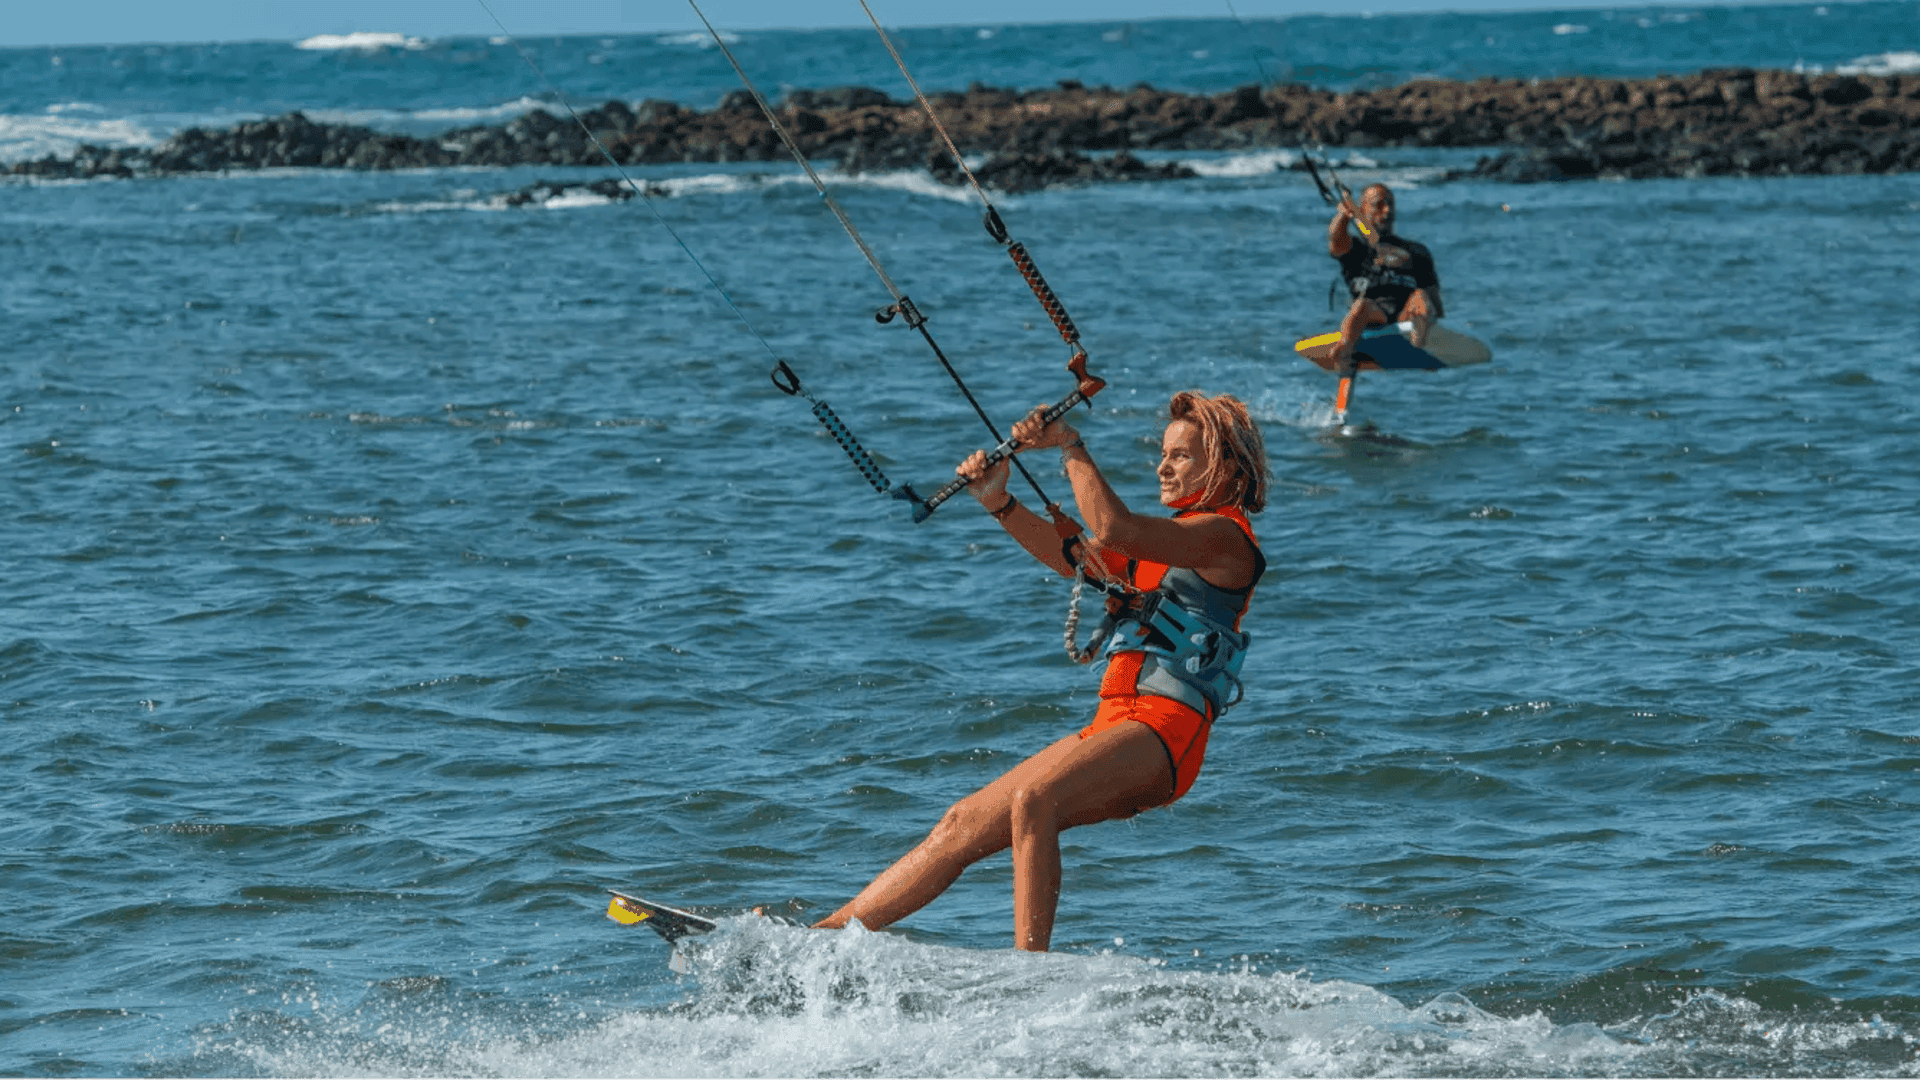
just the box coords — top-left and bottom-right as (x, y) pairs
(1295, 321), (1492, 371)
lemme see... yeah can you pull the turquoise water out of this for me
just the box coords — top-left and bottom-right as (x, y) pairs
(5, 6), (1920, 1077)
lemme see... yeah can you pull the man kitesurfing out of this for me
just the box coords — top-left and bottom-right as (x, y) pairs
(1324, 182), (1444, 373)
(1292, 165), (1484, 427)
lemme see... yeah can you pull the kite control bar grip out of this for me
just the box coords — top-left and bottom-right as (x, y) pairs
(909, 362), (1106, 524)
(770, 359), (921, 504)
(811, 399), (896, 496)
(1007, 242), (1080, 347)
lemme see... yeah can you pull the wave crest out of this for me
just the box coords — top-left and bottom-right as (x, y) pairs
(295, 32), (428, 52)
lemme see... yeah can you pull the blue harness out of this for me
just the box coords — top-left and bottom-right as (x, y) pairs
(1094, 586), (1251, 718)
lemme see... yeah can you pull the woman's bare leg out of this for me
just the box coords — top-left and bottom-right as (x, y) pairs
(1008, 721), (1173, 950)
(812, 732), (1081, 933)
(814, 722), (1174, 949)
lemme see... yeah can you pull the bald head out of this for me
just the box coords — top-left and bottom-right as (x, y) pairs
(1358, 183), (1396, 235)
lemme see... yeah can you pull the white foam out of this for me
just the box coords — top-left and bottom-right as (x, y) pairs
(649, 172), (765, 198)
(0, 112), (165, 164)
(1838, 50), (1920, 76)
(295, 32), (428, 52)
(415, 96), (554, 125)
(369, 173), (779, 215)
(623, 165), (976, 205)
(1184, 148), (1299, 178)
(369, 182), (637, 215)
(299, 96), (550, 130)
(531, 189), (621, 210)
(370, 198), (494, 214)
(655, 31), (738, 48)
(1553, 23), (1590, 35)
(204, 921), (1656, 1078)
(182, 913), (1917, 1078)
(837, 167), (979, 204)
(655, 167), (975, 205)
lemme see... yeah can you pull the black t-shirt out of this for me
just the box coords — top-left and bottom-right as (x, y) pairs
(1334, 233), (1441, 319)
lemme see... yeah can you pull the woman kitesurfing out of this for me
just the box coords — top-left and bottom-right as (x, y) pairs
(766, 1), (1272, 952)
(589, 2), (1275, 954)
(813, 392), (1270, 951)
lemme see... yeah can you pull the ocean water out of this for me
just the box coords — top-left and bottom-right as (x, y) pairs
(5, 5), (1920, 1077)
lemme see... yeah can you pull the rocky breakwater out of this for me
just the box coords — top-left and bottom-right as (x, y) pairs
(5, 69), (1914, 187)
(1442, 69), (1920, 181)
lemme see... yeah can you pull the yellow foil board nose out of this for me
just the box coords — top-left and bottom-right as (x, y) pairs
(606, 894), (651, 925)
(1295, 330), (1344, 354)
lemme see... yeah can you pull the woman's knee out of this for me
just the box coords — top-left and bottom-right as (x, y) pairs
(1006, 782), (1058, 839)
(925, 795), (1003, 855)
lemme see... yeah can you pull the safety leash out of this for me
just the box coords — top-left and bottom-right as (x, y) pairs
(1063, 568), (1121, 664)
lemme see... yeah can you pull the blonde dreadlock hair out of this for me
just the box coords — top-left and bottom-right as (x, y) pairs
(1167, 390), (1269, 514)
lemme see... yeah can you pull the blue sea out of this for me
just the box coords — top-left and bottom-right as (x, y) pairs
(5, 4), (1919, 1076)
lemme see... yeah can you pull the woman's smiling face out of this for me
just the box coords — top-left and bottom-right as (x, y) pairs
(1157, 418), (1208, 508)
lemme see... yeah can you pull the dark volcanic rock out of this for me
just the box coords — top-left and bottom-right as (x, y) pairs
(151, 112), (456, 172)
(1443, 68), (1920, 181)
(9, 68), (1916, 183)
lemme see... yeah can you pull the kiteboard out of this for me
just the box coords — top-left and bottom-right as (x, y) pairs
(607, 889), (818, 971)
(606, 890), (719, 973)
(606, 890), (717, 943)
(1294, 321), (1492, 372)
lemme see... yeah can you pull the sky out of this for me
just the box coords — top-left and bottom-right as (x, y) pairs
(0, 0), (1734, 48)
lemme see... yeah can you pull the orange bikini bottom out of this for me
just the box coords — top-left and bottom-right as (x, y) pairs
(1078, 692), (1212, 804)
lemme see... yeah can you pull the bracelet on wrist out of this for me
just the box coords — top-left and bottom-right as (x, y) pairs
(988, 492), (1019, 520)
